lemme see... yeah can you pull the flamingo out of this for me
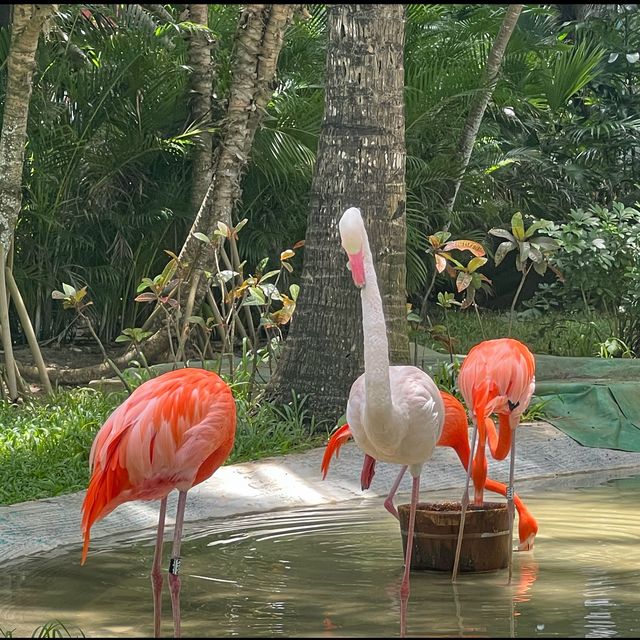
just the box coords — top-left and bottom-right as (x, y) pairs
(321, 390), (538, 550)
(452, 337), (535, 583)
(338, 206), (445, 629)
(80, 367), (237, 638)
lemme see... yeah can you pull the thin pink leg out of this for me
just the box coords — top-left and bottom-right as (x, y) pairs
(168, 490), (188, 638)
(151, 497), (167, 638)
(384, 465), (408, 519)
(507, 428), (517, 585)
(452, 418), (479, 583)
(400, 474), (420, 637)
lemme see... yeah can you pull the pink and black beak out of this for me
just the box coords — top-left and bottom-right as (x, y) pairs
(346, 248), (366, 288)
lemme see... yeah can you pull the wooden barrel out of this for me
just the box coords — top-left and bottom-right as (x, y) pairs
(397, 501), (510, 572)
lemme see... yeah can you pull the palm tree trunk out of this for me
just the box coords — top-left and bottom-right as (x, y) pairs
(266, 4), (408, 422)
(0, 4), (55, 399)
(444, 4), (523, 215)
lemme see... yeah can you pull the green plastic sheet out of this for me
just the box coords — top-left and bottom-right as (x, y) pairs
(415, 349), (640, 452)
(532, 355), (640, 452)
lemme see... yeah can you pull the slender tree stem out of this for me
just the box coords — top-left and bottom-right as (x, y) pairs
(79, 310), (133, 394)
(509, 263), (531, 336)
(5, 266), (52, 393)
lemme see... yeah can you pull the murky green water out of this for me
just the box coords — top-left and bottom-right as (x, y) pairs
(2, 474), (640, 637)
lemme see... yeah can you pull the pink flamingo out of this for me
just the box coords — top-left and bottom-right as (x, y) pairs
(452, 337), (536, 583)
(338, 206), (445, 632)
(321, 390), (538, 550)
(81, 367), (237, 637)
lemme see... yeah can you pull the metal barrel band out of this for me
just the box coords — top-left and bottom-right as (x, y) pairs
(401, 529), (509, 540)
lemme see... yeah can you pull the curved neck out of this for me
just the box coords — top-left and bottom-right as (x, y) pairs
(360, 231), (392, 413)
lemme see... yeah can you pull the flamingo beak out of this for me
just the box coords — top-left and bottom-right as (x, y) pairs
(517, 534), (535, 552)
(347, 249), (366, 288)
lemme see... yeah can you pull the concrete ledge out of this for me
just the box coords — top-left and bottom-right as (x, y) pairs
(2, 420), (640, 566)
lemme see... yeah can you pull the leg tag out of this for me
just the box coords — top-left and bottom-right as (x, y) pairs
(169, 556), (182, 575)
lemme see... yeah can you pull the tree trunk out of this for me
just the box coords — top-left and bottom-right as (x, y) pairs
(178, 4), (297, 283)
(18, 4), (298, 385)
(444, 4), (523, 215)
(187, 4), (215, 219)
(0, 4), (54, 253)
(266, 4), (408, 424)
(0, 4), (55, 399)
(142, 3), (297, 354)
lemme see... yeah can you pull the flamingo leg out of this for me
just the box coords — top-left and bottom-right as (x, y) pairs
(452, 418), (479, 583)
(151, 497), (168, 638)
(384, 465), (408, 519)
(400, 474), (421, 637)
(168, 490), (188, 638)
(507, 427), (517, 585)
(472, 418), (488, 505)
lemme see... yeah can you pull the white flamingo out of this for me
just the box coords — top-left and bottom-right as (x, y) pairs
(338, 206), (445, 629)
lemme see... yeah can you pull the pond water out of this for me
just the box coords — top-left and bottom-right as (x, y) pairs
(1, 474), (640, 637)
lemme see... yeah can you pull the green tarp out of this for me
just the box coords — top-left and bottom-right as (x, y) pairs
(414, 349), (640, 453)
(527, 354), (640, 452)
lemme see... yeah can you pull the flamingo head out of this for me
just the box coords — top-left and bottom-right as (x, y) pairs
(517, 513), (538, 551)
(338, 207), (366, 288)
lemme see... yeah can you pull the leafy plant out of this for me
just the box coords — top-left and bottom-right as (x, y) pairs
(419, 231), (486, 320)
(532, 202), (640, 354)
(489, 211), (560, 334)
(597, 337), (636, 359)
(51, 284), (132, 392)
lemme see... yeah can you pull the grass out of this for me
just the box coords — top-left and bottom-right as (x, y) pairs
(0, 620), (85, 637)
(0, 388), (124, 505)
(0, 382), (329, 506)
(416, 308), (617, 358)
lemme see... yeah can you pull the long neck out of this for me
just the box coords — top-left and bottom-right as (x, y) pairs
(360, 231), (392, 413)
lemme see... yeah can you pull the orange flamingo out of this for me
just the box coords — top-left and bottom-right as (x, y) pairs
(321, 390), (538, 550)
(80, 367), (237, 638)
(452, 337), (535, 583)
(338, 207), (445, 632)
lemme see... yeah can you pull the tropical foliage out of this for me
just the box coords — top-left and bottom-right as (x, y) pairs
(1, 3), (639, 354)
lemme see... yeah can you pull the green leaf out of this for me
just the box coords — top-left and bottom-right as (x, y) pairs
(528, 245), (543, 263)
(248, 286), (267, 304)
(532, 237), (560, 252)
(511, 212), (525, 241)
(466, 256), (487, 273)
(260, 283), (281, 300)
(494, 241), (516, 266)
(533, 260), (548, 276)
(216, 221), (230, 237)
(259, 269), (281, 283)
(524, 219), (552, 238)
(215, 270), (238, 284)
(62, 283), (76, 296)
(289, 283), (300, 301)
(193, 232), (211, 244)
(234, 218), (249, 234)
(456, 271), (473, 292)
(488, 227), (515, 241)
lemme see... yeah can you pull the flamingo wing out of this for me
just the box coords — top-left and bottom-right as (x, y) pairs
(81, 368), (236, 564)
